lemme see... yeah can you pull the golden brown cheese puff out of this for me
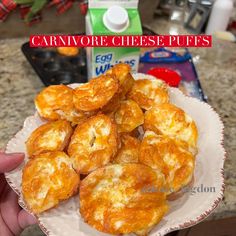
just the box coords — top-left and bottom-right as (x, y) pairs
(56, 108), (94, 125)
(144, 103), (198, 154)
(35, 85), (86, 123)
(22, 151), (80, 214)
(113, 134), (140, 164)
(68, 114), (118, 174)
(128, 126), (142, 139)
(26, 120), (73, 158)
(57, 47), (79, 56)
(128, 79), (169, 110)
(79, 164), (168, 235)
(105, 63), (135, 98)
(102, 63), (135, 114)
(100, 92), (122, 114)
(139, 131), (195, 194)
(114, 99), (144, 133)
(73, 75), (119, 112)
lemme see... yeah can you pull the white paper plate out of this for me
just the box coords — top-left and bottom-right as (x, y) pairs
(5, 74), (225, 236)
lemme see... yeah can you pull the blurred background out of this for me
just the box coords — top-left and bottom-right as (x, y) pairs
(0, 0), (236, 38)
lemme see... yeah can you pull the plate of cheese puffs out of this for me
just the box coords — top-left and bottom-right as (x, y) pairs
(5, 64), (225, 236)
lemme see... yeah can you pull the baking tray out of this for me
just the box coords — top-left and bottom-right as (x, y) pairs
(21, 42), (88, 86)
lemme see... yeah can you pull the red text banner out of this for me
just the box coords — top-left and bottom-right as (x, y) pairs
(30, 35), (212, 48)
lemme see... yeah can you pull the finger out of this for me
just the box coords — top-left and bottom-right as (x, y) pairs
(18, 210), (37, 229)
(0, 213), (13, 236)
(0, 153), (24, 173)
(0, 184), (22, 235)
(0, 174), (7, 194)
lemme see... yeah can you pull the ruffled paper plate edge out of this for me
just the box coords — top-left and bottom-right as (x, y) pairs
(5, 75), (226, 236)
(156, 87), (225, 235)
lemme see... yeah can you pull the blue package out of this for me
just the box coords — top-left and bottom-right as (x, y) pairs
(139, 48), (207, 102)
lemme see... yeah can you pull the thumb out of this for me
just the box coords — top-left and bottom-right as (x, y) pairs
(0, 153), (24, 173)
(18, 210), (37, 229)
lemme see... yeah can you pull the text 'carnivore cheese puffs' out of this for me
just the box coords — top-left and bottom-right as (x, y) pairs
(22, 63), (198, 235)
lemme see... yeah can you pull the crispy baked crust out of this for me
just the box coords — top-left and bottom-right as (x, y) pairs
(35, 85), (74, 121)
(73, 75), (119, 112)
(79, 164), (168, 235)
(167, 176), (195, 201)
(106, 63), (135, 98)
(22, 151), (80, 214)
(101, 92), (122, 114)
(68, 114), (118, 174)
(114, 99), (144, 133)
(102, 64), (135, 114)
(128, 79), (169, 110)
(26, 120), (73, 158)
(139, 131), (195, 194)
(35, 85), (87, 123)
(113, 134), (140, 164)
(55, 108), (95, 125)
(144, 103), (198, 153)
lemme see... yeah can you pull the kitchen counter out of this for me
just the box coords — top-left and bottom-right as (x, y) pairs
(0, 22), (235, 235)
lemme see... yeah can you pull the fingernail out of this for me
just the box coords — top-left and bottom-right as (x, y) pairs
(6, 152), (24, 156)
(0, 152), (25, 158)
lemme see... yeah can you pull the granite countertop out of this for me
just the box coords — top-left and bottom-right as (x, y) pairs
(0, 24), (235, 235)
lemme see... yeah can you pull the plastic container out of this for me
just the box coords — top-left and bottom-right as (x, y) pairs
(139, 48), (207, 101)
(206, 0), (233, 34)
(147, 68), (182, 87)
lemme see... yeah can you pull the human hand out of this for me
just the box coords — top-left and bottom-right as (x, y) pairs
(0, 151), (37, 236)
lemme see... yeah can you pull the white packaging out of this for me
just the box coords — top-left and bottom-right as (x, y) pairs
(206, 0), (234, 34)
(85, 0), (142, 79)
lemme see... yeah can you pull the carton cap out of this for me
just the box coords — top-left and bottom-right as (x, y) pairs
(103, 6), (129, 33)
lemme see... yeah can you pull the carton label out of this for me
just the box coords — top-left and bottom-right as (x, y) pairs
(91, 47), (139, 77)
(86, 0), (142, 78)
(94, 51), (139, 76)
